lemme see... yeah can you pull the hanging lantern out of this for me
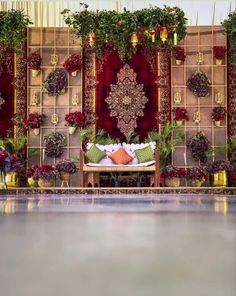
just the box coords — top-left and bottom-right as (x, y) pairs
(88, 33), (96, 47)
(160, 27), (168, 43)
(131, 33), (138, 48)
(150, 30), (156, 43)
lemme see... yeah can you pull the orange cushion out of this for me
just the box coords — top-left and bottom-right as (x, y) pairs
(108, 147), (133, 165)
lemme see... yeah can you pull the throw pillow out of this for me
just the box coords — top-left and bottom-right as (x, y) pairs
(134, 145), (154, 163)
(85, 144), (106, 163)
(108, 147), (133, 165)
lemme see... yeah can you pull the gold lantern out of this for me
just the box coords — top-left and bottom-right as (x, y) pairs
(88, 33), (96, 47)
(131, 33), (138, 48)
(193, 111), (201, 124)
(51, 54), (58, 65)
(160, 27), (168, 42)
(215, 91), (224, 105)
(51, 113), (59, 125)
(174, 91), (182, 104)
(197, 52), (204, 64)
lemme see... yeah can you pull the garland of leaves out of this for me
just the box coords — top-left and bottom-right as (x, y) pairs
(222, 11), (236, 136)
(0, 9), (32, 53)
(62, 4), (187, 60)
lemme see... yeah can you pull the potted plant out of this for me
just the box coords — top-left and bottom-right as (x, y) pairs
(26, 165), (39, 187)
(63, 54), (82, 76)
(24, 112), (46, 135)
(186, 166), (208, 187)
(172, 107), (189, 126)
(161, 165), (186, 187)
(44, 132), (67, 158)
(206, 160), (233, 187)
(187, 131), (210, 164)
(33, 164), (59, 187)
(211, 106), (226, 127)
(42, 68), (68, 96)
(65, 111), (83, 135)
(27, 51), (41, 77)
(145, 123), (184, 170)
(187, 71), (211, 97)
(174, 46), (186, 65)
(55, 159), (77, 186)
(213, 46), (226, 65)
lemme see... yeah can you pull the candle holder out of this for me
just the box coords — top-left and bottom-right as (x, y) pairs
(215, 91), (224, 105)
(51, 113), (59, 125)
(174, 91), (182, 104)
(196, 52), (204, 65)
(193, 111), (201, 124)
(30, 93), (38, 106)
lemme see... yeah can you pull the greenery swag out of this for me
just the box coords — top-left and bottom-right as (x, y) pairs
(0, 9), (32, 52)
(62, 4), (187, 60)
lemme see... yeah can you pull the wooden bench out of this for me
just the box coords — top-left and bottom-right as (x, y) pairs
(79, 149), (160, 187)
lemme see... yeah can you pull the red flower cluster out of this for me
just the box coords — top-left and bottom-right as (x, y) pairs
(161, 165), (186, 179)
(213, 46), (226, 60)
(63, 54), (82, 73)
(174, 47), (186, 61)
(65, 111), (83, 127)
(27, 52), (41, 70)
(24, 113), (46, 130)
(26, 165), (39, 178)
(172, 107), (189, 121)
(211, 106), (226, 121)
(33, 164), (59, 181)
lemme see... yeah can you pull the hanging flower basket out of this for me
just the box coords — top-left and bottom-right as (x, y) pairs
(174, 47), (186, 65)
(65, 111), (83, 135)
(172, 107), (189, 126)
(213, 46), (226, 65)
(24, 112), (46, 135)
(27, 51), (41, 77)
(63, 54), (82, 75)
(211, 106), (226, 127)
(187, 71), (211, 97)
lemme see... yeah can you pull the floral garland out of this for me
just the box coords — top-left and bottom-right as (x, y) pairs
(44, 132), (66, 158)
(42, 68), (67, 96)
(62, 5), (187, 60)
(187, 71), (211, 97)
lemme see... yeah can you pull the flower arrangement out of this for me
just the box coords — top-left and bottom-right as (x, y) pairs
(27, 51), (41, 70)
(205, 160), (233, 174)
(213, 46), (226, 60)
(186, 166), (208, 181)
(65, 111), (83, 127)
(55, 159), (77, 174)
(33, 164), (59, 181)
(172, 107), (189, 121)
(211, 106), (226, 121)
(24, 112), (46, 130)
(63, 54), (81, 75)
(174, 46), (186, 61)
(187, 71), (211, 97)
(187, 131), (210, 164)
(44, 132), (67, 158)
(161, 165), (186, 179)
(26, 165), (39, 178)
(42, 68), (67, 96)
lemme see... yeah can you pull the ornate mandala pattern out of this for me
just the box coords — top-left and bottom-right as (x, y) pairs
(106, 64), (148, 135)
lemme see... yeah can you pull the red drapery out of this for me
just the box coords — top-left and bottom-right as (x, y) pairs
(96, 48), (158, 141)
(0, 57), (14, 137)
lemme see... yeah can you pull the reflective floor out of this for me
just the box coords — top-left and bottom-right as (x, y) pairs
(0, 194), (235, 296)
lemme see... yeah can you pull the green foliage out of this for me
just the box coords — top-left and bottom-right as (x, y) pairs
(124, 131), (140, 144)
(79, 126), (119, 145)
(228, 136), (236, 165)
(145, 122), (184, 170)
(2, 136), (27, 157)
(62, 5), (187, 60)
(222, 10), (236, 39)
(0, 9), (32, 52)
